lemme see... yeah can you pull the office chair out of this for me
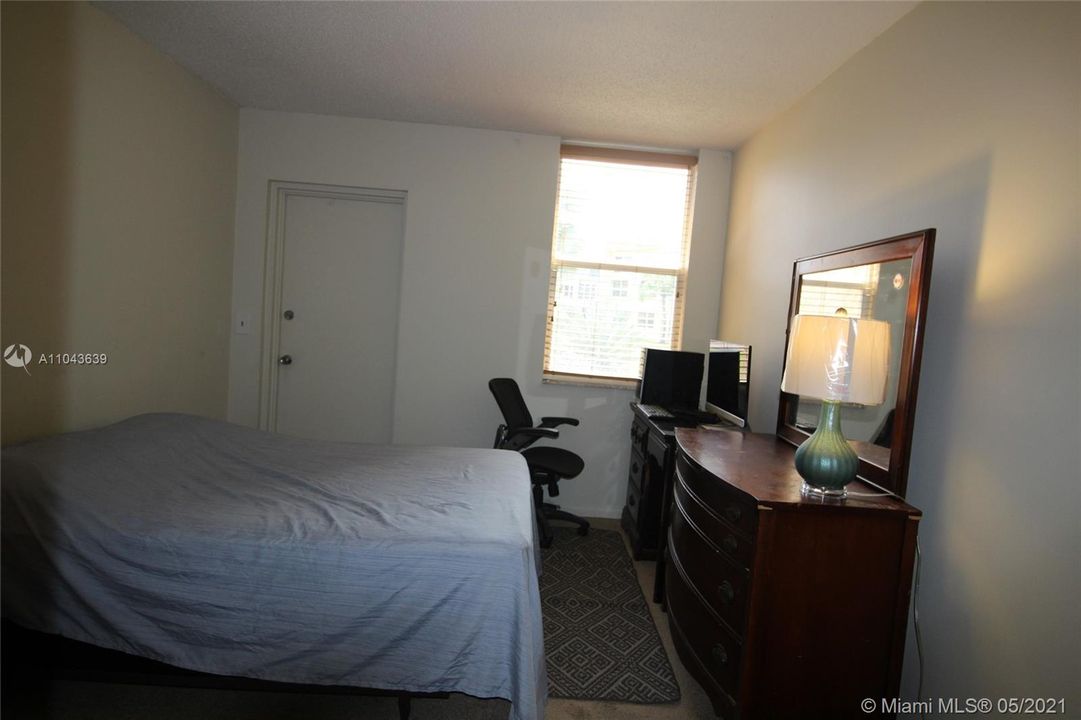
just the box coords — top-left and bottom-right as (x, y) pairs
(488, 378), (590, 548)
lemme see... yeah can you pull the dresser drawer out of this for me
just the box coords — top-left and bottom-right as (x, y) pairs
(674, 473), (755, 571)
(666, 543), (742, 696)
(676, 451), (756, 540)
(670, 508), (749, 637)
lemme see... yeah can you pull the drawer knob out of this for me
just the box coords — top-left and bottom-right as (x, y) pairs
(722, 534), (738, 555)
(724, 505), (742, 523)
(711, 643), (728, 666)
(718, 580), (735, 605)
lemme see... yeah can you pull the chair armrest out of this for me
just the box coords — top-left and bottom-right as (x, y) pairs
(507, 426), (560, 440)
(539, 416), (580, 428)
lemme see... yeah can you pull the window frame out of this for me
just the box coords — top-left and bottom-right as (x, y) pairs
(542, 145), (698, 388)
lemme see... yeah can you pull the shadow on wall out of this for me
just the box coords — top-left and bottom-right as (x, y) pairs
(855, 152), (993, 502)
(899, 151), (1079, 698)
(1, 3), (75, 446)
(887, 155), (990, 699)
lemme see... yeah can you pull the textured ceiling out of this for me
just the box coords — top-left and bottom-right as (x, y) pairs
(98, 1), (915, 150)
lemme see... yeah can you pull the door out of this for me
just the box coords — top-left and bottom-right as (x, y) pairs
(269, 188), (404, 443)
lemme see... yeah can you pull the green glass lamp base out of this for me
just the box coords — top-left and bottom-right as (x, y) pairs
(793, 400), (858, 499)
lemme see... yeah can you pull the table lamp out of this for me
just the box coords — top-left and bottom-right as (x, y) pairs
(780, 314), (891, 498)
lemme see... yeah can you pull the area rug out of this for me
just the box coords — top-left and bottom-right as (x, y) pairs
(539, 527), (680, 703)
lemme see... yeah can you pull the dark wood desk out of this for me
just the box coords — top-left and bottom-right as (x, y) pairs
(666, 429), (920, 719)
(620, 404), (741, 602)
(621, 404), (680, 562)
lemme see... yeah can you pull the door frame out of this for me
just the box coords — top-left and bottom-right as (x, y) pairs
(258, 180), (407, 432)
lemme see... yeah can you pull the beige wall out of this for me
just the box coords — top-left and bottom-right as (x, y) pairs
(1, 2), (238, 445)
(721, 1), (1079, 704)
(229, 110), (732, 518)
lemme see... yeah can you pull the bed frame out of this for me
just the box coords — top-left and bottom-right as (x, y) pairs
(1, 620), (446, 720)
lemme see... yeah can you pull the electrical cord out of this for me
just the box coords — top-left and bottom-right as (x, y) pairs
(845, 480), (925, 719)
(847, 477), (902, 499)
(914, 537), (925, 720)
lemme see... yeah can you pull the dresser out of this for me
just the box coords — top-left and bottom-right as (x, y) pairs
(667, 429), (920, 719)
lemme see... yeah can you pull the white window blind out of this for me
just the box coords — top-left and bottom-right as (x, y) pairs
(543, 146), (697, 384)
(798, 265), (881, 319)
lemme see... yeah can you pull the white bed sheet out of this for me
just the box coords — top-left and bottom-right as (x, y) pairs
(1, 413), (546, 720)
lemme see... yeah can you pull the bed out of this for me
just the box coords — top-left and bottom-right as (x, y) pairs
(1, 413), (546, 720)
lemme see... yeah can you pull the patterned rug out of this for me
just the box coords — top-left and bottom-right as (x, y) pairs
(539, 527), (680, 703)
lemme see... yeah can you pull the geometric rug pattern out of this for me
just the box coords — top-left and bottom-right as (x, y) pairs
(540, 527), (680, 703)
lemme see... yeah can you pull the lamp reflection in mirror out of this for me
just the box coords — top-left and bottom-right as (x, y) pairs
(780, 314), (890, 498)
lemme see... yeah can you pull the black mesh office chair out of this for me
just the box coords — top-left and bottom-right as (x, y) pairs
(488, 378), (590, 548)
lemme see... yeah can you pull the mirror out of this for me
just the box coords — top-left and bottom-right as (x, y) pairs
(777, 229), (935, 497)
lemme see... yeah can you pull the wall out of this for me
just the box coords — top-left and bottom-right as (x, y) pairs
(1, 2), (238, 444)
(720, 1), (1079, 706)
(229, 110), (732, 517)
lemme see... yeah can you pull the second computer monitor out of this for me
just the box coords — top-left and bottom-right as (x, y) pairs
(705, 340), (752, 427)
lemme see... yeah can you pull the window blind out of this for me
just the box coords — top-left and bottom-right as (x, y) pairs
(543, 146), (697, 384)
(798, 265), (881, 319)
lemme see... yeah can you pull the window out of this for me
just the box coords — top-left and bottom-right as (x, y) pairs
(543, 145), (697, 384)
(798, 265), (881, 319)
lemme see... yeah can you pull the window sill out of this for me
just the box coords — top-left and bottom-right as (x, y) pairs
(542, 374), (638, 391)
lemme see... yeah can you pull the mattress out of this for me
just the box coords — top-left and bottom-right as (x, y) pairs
(1, 413), (546, 720)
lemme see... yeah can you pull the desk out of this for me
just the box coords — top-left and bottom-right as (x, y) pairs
(620, 403), (740, 602)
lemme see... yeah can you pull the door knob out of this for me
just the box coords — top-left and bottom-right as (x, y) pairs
(279, 355), (293, 365)
(283, 310), (294, 320)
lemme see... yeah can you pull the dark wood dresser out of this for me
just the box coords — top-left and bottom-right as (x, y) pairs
(667, 429), (920, 719)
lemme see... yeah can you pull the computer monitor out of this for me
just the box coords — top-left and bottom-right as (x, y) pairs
(704, 340), (752, 428)
(637, 348), (704, 411)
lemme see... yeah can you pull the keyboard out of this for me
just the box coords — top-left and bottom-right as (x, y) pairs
(637, 404), (675, 420)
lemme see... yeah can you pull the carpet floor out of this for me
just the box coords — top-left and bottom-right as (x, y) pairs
(540, 527), (679, 703)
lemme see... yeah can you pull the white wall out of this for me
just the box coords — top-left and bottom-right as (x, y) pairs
(1, 2), (238, 445)
(721, 1), (1079, 706)
(229, 110), (732, 518)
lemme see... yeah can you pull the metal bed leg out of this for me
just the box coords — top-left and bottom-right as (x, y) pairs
(397, 694), (411, 720)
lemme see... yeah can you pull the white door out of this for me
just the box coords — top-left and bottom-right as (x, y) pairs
(272, 191), (404, 443)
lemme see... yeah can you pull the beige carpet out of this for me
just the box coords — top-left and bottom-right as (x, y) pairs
(8, 519), (717, 720)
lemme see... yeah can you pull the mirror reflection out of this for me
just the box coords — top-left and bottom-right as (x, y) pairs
(790, 257), (913, 467)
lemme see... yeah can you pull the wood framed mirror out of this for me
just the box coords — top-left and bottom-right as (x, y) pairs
(777, 229), (935, 498)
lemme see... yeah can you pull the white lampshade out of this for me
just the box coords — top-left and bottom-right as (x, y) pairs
(780, 314), (891, 405)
